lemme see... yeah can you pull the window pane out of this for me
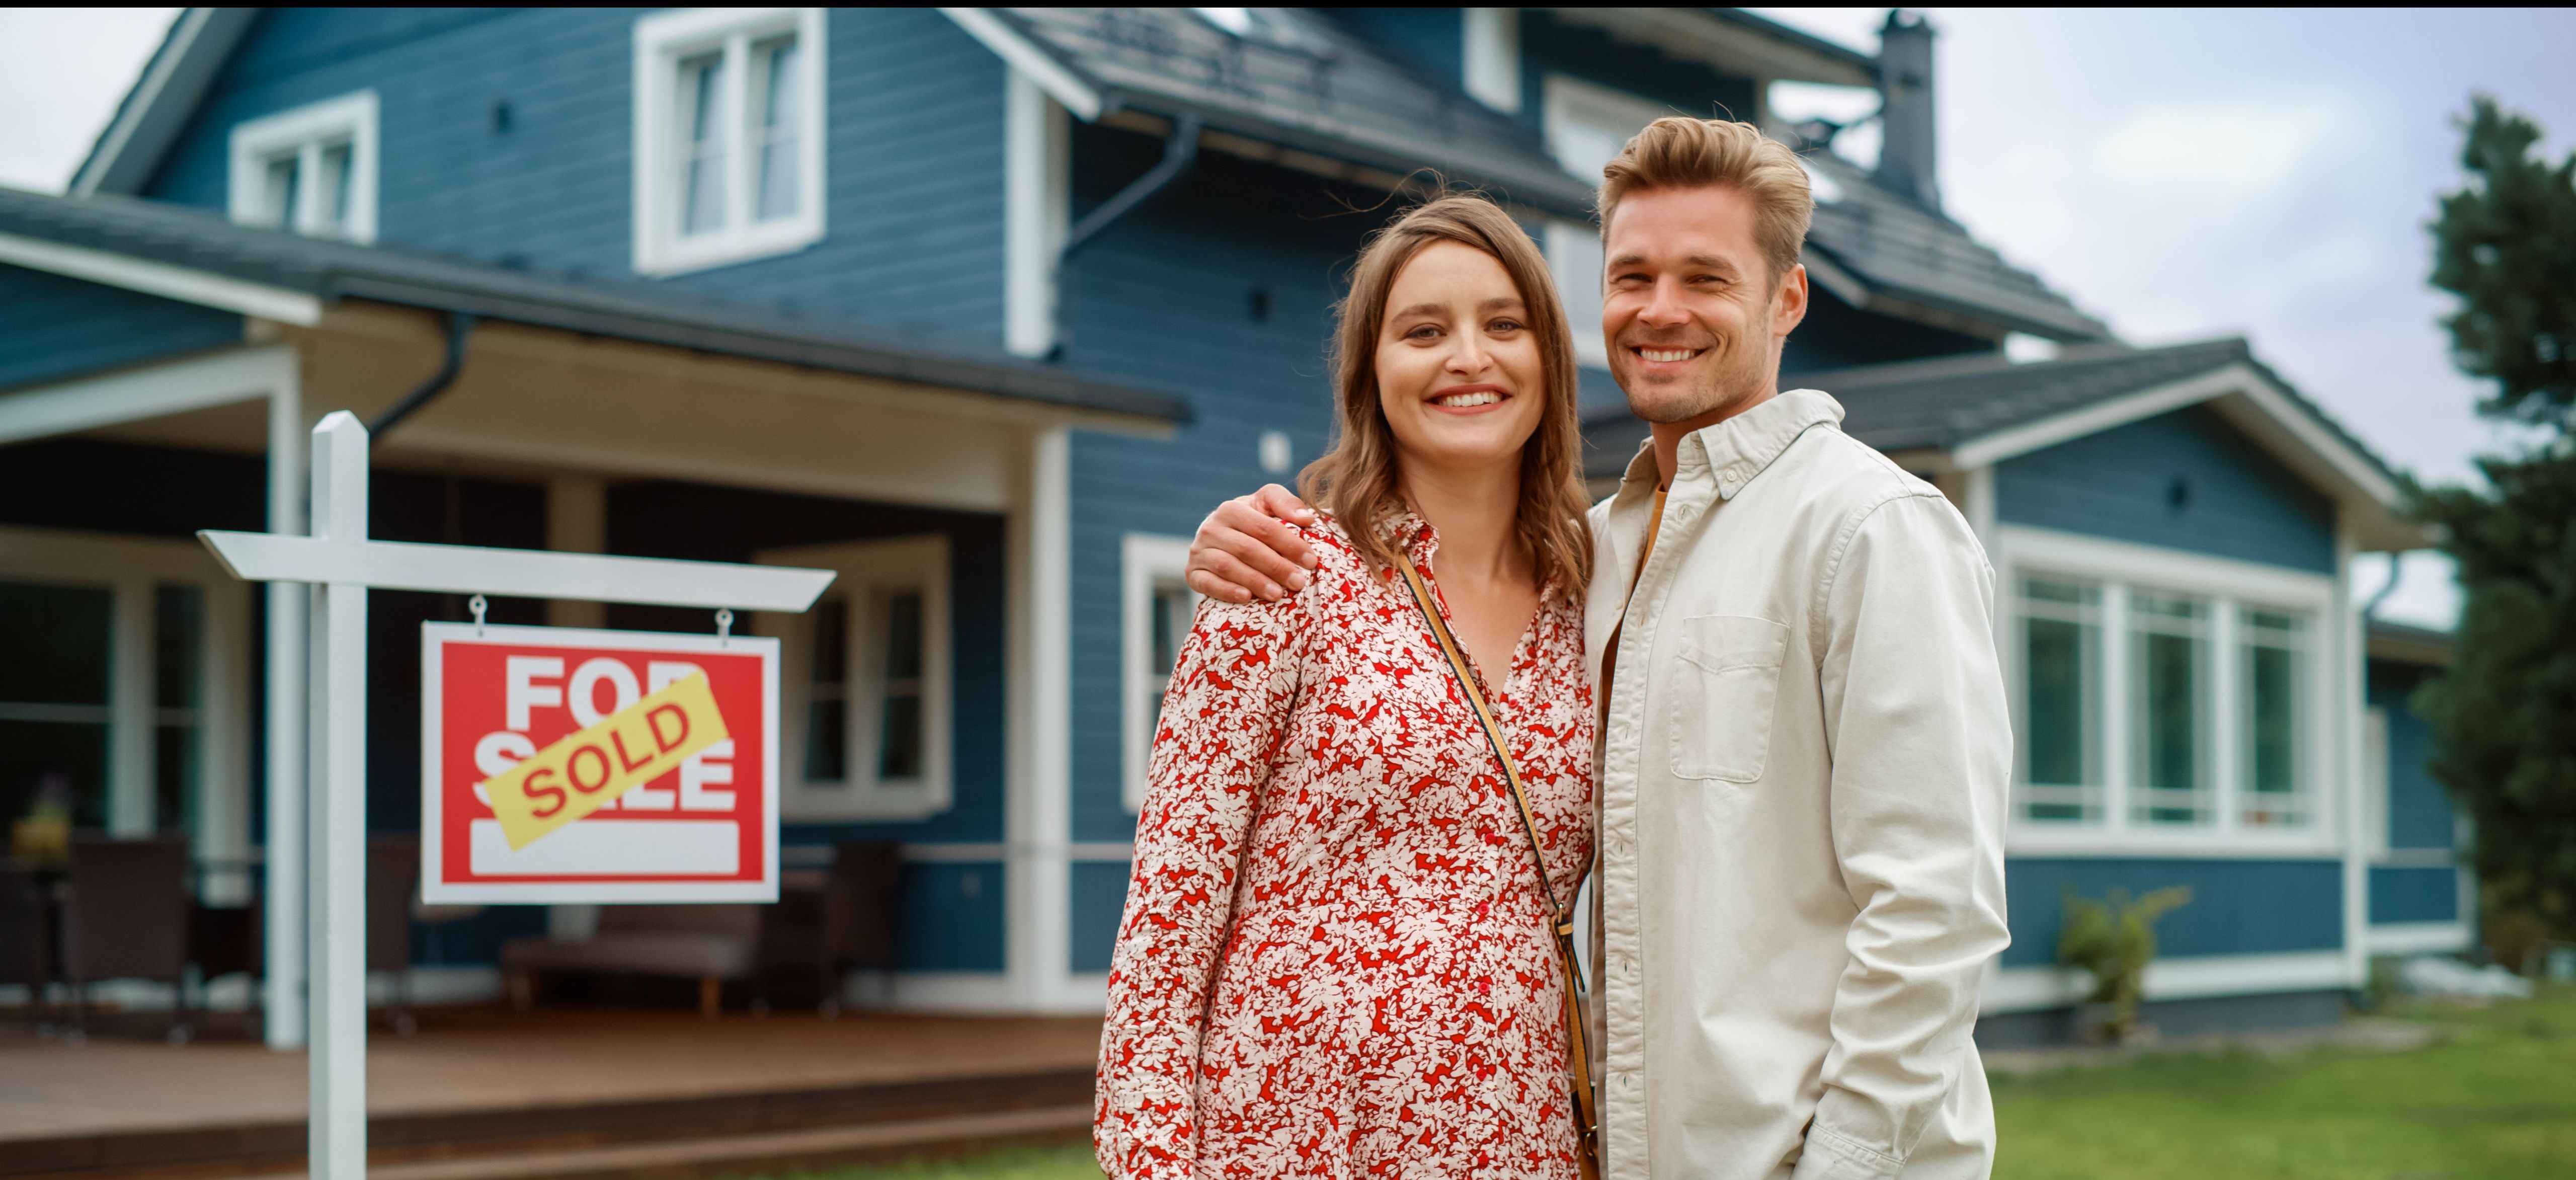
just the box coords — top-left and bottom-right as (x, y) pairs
(155, 585), (203, 710)
(755, 37), (799, 222)
(318, 142), (354, 230)
(2132, 592), (2208, 826)
(264, 155), (301, 229)
(802, 598), (846, 784)
(877, 692), (922, 781)
(679, 53), (727, 235)
(882, 591), (923, 681)
(2243, 607), (2306, 827)
(0, 721), (109, 832)
(2017, 578), (2098, 823)
(0, 582), (112, 706)
(2025, 617), (2087, 783)
(156, 724), (198, 833)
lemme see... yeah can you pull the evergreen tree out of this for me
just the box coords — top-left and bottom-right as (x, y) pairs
(2414, 96), (2576, 944)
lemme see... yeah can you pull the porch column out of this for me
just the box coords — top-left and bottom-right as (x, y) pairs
(264, 360), (308, 1050)
(1005, 425), (1073, 1010)
(544, 474), (607, 943)
(2336, 519), (2369, 990)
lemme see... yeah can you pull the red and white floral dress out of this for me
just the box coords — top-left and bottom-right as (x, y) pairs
(1097, 513), (1594, 1180)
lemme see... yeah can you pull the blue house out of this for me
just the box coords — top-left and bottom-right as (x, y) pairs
(0, 7), (2468, 1040)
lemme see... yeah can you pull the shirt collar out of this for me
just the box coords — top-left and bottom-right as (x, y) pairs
(1669, 387), (1845, 500)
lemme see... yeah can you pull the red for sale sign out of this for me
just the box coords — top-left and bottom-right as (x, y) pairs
(421, 623), (779, 903)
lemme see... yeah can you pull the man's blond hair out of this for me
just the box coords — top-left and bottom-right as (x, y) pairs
(1598, 117), (1813, 287)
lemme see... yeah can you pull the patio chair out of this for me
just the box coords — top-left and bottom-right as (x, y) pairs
(0, 867), (56, 1026)
(368, 835), (420, 1035)
(750, 841), (903, 1015)
(502, 903), (760, 1018)
(62, 835), (193, 1042)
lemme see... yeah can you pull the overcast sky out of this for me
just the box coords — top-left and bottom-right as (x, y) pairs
(6, 8), (2570, 626)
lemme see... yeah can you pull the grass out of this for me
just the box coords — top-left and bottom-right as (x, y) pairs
(755, 987), (2575, 1180)
(1991, 985), (2576, 1179)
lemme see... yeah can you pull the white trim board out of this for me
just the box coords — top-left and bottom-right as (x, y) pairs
(2366, 922), (2473, 956)
(0, 231), (320, 326)
(843, 970), (1108, 1015)
(1953, 360), (2405, 519)
(938, 9), (1102, 121)
(1982, 950), (2352, 1015)
(0, 345), (296, 446)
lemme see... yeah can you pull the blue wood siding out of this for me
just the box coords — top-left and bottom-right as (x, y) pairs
(1996, 405), (2338, 574)
(2001, 857), (2344, 968)
(2369, 866), (2460, 926)
(899, 861), (1008, 972)
(1071, 860), (1131, 973)
(1059, 128), (1367, 849)
(145, 8), (1009, 348)
(1333, 9), (1463, 84)
(0, 265), (242, 391)
(2369, 662), (2456, 851)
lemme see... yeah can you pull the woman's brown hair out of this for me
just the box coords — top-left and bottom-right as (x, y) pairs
(1299, 194), (1594, 598)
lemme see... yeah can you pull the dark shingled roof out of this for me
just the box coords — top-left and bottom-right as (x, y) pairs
(990, 8), (2104, 344)
(987, 7), (1598, 215)
(0, 185), (1192, 423)
(1582, 338), (2400, 488)
(1800, 151), (2111, 342)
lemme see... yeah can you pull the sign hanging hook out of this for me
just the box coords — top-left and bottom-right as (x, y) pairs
(469, 593), (488, 637)
(715, 607), (734, 647)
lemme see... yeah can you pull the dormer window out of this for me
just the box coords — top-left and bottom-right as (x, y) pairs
(633, 8), (827, 276)
(227, 92), (378, 243)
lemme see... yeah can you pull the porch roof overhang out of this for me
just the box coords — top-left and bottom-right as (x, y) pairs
(0, 185), (1192, 429)
(1582, 338), (2428, 553)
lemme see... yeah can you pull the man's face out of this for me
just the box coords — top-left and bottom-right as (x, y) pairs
(1601, 185), (1808, 427)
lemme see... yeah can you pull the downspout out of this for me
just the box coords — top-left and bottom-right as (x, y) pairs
(367, 310), (476, 443)
(1053, 113), (1200, 357)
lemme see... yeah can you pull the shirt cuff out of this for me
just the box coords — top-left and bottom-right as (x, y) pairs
(1788, 1123), (1905, 1180)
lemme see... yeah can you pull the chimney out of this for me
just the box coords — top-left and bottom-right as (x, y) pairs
(1874, 10), (1939, 209)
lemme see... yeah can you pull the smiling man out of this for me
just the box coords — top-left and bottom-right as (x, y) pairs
(1187, 117), (2012, 1180)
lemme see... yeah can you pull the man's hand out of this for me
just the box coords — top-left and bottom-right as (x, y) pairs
(1186, 484), (1319, 603)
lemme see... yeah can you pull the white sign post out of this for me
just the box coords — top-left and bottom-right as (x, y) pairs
(199, 411), (833, 1180)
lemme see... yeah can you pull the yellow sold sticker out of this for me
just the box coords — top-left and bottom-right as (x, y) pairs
(482, 672), (730, 850)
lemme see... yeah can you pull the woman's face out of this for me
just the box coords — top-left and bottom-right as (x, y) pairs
(1374, 240), (1548, 480)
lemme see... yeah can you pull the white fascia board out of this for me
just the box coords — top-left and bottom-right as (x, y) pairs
(1954, 363), (2250, 470)
(0, 231), (320, 326)
(72, 8), (261, 198)
(938, 9), (1101, 121)
(0, 344), (296, 447)
(1956, 359), (2407, 520)
(1983, 950), (2352, 1014)
(2365, 921), (2472, 956)
(1798, 250), (1872, 311)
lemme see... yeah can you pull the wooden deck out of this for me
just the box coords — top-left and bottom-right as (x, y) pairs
(1, 1006), (1105, 1180)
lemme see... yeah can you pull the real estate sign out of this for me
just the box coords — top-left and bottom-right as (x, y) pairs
(421, 623), (780, 903)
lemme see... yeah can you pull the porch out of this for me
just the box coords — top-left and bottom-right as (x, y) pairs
(0, 1005), (1103, 1180)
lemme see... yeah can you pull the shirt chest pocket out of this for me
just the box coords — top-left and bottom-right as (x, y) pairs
(1666, 614), (1792, 783)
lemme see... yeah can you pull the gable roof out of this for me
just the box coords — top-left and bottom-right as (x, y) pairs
(1581, 337), (2422, 550)
(0, 185), (1191, 425)
(71, 8), (256, 198)
(1800, 151), (2111, 342)
(946, 7), (1600, 217)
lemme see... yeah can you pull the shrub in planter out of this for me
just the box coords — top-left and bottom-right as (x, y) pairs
(2059, 886), (2193, 1043)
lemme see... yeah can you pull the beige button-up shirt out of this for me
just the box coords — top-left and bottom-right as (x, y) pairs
(1586, 389), (2012, 1180)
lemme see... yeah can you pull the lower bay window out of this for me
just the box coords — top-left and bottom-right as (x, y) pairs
(2007, 530), (2332, 840)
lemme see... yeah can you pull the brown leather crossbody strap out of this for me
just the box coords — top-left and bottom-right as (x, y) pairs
(1396, 554), (1602, 1177)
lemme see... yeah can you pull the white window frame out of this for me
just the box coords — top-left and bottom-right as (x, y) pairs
(1121, 534), (1197, 814)
(757, 535), (950, 821)
(0, 526), (252, 899)
(226, 91), (379, 243)
(1542, 73), (1669, 186)
(1995, 525), (2342, 857)
(631, 7), (828, 276)
(1543, 218), (1608, 369)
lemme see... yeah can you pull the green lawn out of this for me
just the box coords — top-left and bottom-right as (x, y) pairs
(765, 987), (2574, 1180)
(1992, 985), (2576, 1179)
